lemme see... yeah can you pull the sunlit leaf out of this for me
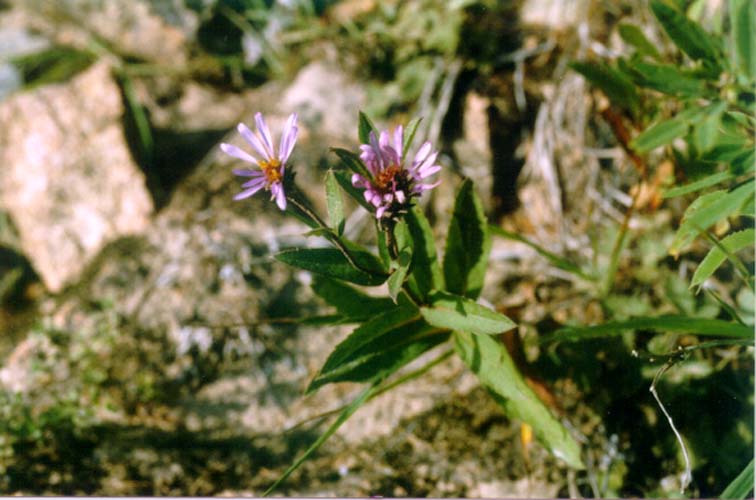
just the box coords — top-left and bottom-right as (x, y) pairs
(618, 23), (662, 60)
(631, 116), (689, 153)
(358, 110), (378, 144)
(720, 458), (754, 499)
(454, 331), (585, 469)
(405, 206), (444, 300)
(663, 171), (734, 198)
(276, 248), (387, 286)
(729, 0), (756, 80)
(420, 291), (516, 336)
(691, 229), (755, 287)
(650, 0), (723, 72)
(325, 169), (345, 235)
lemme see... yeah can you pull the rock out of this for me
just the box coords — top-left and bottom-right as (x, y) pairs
(0, 62), (153, 292)
(281, 61), (366, 145)
(13, 0), (190, 65)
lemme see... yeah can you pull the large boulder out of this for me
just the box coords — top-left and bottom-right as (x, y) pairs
(0, 62), (153, 292)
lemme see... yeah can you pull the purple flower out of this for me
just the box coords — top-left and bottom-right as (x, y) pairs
(220, 112), (298, 210)
(352, 125), (441, 219)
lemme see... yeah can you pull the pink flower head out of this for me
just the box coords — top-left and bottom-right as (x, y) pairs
(220, 112), (298, 210)
(352, 125), (441, 219)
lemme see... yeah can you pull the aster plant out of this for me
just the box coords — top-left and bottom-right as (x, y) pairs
(221, 111), (585, 494)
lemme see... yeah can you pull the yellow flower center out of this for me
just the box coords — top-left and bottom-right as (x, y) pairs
(375, 164), (402, 193)
(260, 158), (282, 185)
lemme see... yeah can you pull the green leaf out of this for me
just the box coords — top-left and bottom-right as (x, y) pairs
(729, 0), (756, 80)
(333, 169), (373, 212)
(403, 117), (423, 156)
(358, 111), (378, 144)
(618, 23), (662, 60)
(264, 384), (377, 495)
(571, 61), (640, 114)
(332, 147), (372, 180)
(631, 116), (690, 153)
(311, 276), (394, 319)
(650, 0), (723, 70)
(325, 170), (345, 235)
(388, 221), (413, 303)
(691, 229), (755, 287)
(308, 326), (449, 391)
(275, 248), (387, 286)
(489, 225), (592, 280)
(700, 143), (752, 164)
(420, 291), (516, 336)
(443, 179), (492, 299)
(13, 46), (96, 89)
(720, 458), (754, 499)
(454, 331), (585, 469)
(663, 171), (734, 198)
(404, 206), (444, 300)
(693, 101), (727, 153)
(624, 60), (706, 96)
(670, 180), (754, 254)
(546, 316), (754, 343)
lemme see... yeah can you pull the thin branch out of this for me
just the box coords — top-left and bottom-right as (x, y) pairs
(649, 361), (692, 494)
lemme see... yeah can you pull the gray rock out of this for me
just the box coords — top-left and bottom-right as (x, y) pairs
(0, 62), (153, 292)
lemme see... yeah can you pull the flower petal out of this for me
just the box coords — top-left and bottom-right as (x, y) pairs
(279, 113), (298, 162)
(233, 183), (266, 200)
(412, 141), (433, 165)
(376, 205), (387, 218)
(241, 177), (266, 188)
(255, 112), (275, 158)
(233, 168), (264, 177)
(393, 125), (404, 158)
(271, 182), (287, 210)
(221, 143), (258, 164)
(238, 122), (270, 160)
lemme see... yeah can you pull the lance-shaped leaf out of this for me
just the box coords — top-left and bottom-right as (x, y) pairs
(325, 169), (345, 235)
(402, 116), (423, 156)
(720, 458), (754, 500)
(631, 115), (689, 153)
(276, 248), (387, 286)
(650, 0), (723, 71)
(670, 180), (754, 255)
(333, 169), (373, 212)
(571, 61), (640, 115)
(623, 60), (706, 96)
(729, 0), (756, 80)
(312, 276), (394, 319)
(691, 229), (755, 288)
(443, 179), (491, 299)
(358, 111), (378, 144)
(618, 23), (662, 60)
(332, 147), (371, 179)
(405, 206), (444, 300)
(421, 291), (516, 336)
(387, 222), (413, 303)
(454, 331), (585, 469)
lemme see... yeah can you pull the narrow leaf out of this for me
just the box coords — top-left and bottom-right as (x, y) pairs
(729, 0), (756, 80)
(631, 116), (689, 153)
(489, 225), (591, 280)
(358, 111), (377, 145)
(405, 206), (444, 300)
(443, 179), (492, 299)
(421, 291), (516, 336)
(670, 180), (754, 254)
(618, 23), (662, 60)
(720, 458), (754, 499)
(332, 147), (371, 179)
(275, 248), (387, 286)
(663, 171), (734, 198)
(546, 316), (754, 343)
(625, 60), (706, 96)
(454, 331), (585, 469)
(264, 384), (376, 495)
(403, 117), (423, 156)
(650, 0), (723, 69)
(691, 229), (755, 287)
(388, 245), (413, 303)
(333, 169), (373, 212)
(325, 170), (345, 235)
(311, 276), (394, 319)
(571, 61), (640, 114)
